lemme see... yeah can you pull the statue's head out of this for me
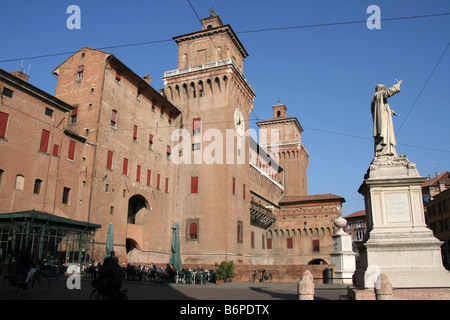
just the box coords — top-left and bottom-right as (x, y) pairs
(376, 84), (387, 92)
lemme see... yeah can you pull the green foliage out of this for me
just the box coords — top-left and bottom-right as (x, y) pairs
(215, 261), (235, 280)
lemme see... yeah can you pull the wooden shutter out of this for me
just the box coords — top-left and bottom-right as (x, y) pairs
(147, 169), (152, 186)
(68, 140), (76, 160)
(122, 158), (128, 175)
(0, 112), (9, 138)
(191, 177), (198, 193)
(136, 165), (141, 182)
(107, 151), (113, 169)
(40, 129), (50, 153)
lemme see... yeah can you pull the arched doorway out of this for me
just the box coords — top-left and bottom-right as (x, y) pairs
(127, 194), (150, 225)
(126, 195), (150, 261)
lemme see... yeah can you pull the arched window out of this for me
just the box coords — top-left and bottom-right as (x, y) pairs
(15, 174), (24, 191)
(33, 179), (42, 194)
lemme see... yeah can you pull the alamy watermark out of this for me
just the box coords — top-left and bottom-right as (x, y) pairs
(367, 5), (381, 29)
(67, 5), (81, 30)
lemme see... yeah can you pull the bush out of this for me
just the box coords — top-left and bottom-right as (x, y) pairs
(215, 261), (235, 280)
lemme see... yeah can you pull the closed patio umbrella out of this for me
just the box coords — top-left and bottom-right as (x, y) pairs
(169, 221), (182, 271)
(105, 222), (114, 259)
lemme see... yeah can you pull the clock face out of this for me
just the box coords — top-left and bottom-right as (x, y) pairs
(234, 108), (245, 136)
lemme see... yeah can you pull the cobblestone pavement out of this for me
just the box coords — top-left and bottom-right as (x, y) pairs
(0, 276), (347, 301)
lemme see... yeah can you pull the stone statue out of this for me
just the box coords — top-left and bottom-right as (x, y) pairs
(371, 79), (402, 157)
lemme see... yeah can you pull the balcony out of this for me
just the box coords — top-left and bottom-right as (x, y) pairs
(250, 201), (276, 229)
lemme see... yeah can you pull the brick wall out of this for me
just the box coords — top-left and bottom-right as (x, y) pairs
(175, 263), (332, 283)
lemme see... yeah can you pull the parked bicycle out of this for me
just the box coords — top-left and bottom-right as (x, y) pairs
(40, 261), (67, 280)
(2, 266), (51, 294)
(251, 269), (273, 283)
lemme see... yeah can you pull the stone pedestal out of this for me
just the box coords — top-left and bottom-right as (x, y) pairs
(331, 217), (356, 284)
(355, 155), (450, 288)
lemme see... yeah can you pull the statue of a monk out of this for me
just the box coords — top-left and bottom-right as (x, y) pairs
(371, 79), (402, 157)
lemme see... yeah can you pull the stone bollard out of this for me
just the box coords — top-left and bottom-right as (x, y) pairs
(298, 270), (314, 300)
(375, 274), (392, 300)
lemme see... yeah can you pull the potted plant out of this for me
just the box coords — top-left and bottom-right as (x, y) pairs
(225, 261), (236, 282)
(214, 261), (227, 284)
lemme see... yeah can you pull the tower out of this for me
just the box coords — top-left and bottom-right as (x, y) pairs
(257, 103), (309, 196)
(163, 11), (255, 264)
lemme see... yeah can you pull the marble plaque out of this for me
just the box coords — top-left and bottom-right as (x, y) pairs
(385, 193), (410, 223)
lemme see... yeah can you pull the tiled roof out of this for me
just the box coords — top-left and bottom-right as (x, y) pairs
(279, 194), (345, 204)
(422, 171), (449, 187)
(344, 210), (366, 218)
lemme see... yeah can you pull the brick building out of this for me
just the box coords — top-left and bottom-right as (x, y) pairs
(0, 68), (100, 264)
(0, 11), (345, 268)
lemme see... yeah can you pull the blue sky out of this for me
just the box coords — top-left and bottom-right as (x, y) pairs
(1, 1), (449, 216)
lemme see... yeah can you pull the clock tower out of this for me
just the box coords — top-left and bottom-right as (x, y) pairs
(163, 11), (255, 264)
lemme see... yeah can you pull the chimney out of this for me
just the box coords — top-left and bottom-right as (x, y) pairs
(143, 74), (151, 85)
(10, 70), (30, 82)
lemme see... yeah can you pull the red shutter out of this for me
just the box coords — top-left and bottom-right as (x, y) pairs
(167, 145), (171, 154)
(40, 129), (50, 153)
(111, 110), (117, 123)
(116, 72), (121, 81)
(313, 240), (320, 247)
(123, 158), (128, 175)
(189, 223), (198, 238)
(287, 237), (293, 249)
(243, 184), (246, 200)
(165, 178), (169, 193)
(0, 112), (9, 138)
(232, 177), (236, 195)
(133, 125), (138, 140)
(107, 151), (113, 169)
(267, 238), (272, 250)
(77, 66), (84, 72)
(52, 144), (59, 157)
(149, 134), (153, 143)
(157, 174), (160, 189)
(71, 106), (78, 117)
(136, 165), (141, 182)
(68, 140), (76, 160)
(193, 118), (201, 134)
(191, 177), (198, 193)
(147, 170), (152, 186)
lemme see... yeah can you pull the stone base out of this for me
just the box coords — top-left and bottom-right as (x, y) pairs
(346, 286), (450, 300)
(355, 229), (450, 288)
(357, 155), (450, 288)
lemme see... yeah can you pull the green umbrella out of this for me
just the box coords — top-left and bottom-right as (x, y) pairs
(169, 221), (182, 271)
(105, 222), (114, 259)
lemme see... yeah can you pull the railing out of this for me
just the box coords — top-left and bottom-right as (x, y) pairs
(163, 59), (255, 95)
(250, 201), (276, 229)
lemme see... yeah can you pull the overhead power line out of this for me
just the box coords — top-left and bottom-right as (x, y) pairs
(0, 12), (449, 63)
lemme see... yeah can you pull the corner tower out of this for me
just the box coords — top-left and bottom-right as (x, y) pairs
(257, 103), (309, 195)
(163, 11), (255, 264)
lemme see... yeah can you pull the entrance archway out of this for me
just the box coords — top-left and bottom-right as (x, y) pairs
(127, 194), (150, 225)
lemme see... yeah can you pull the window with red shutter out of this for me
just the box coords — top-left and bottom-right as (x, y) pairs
(191, 177), (198, 193)
(287, 237), (293, 249)
(165, 178), (169, 193)
(0, 112), (9, 138)
(52, 144), (59, 157)
(111, 110), (117, 128)
(232, 177), (236, 195)
(267, 238), (272, 250)
(157, 174), (161, 189)
(136, 165), (141, 182)
(68, 140), (76, 160)
(133, 125), (138, 141)
(107, 151), (113, 170)
(70, 106), (78, 124)
(123, 158), (128, 175)
(193, 118), (201, 135)
(313, 240), (320, 252)
(189, 223), (198, 239)
(147, 169), (152, 186)
(39, 129), (50, 153)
